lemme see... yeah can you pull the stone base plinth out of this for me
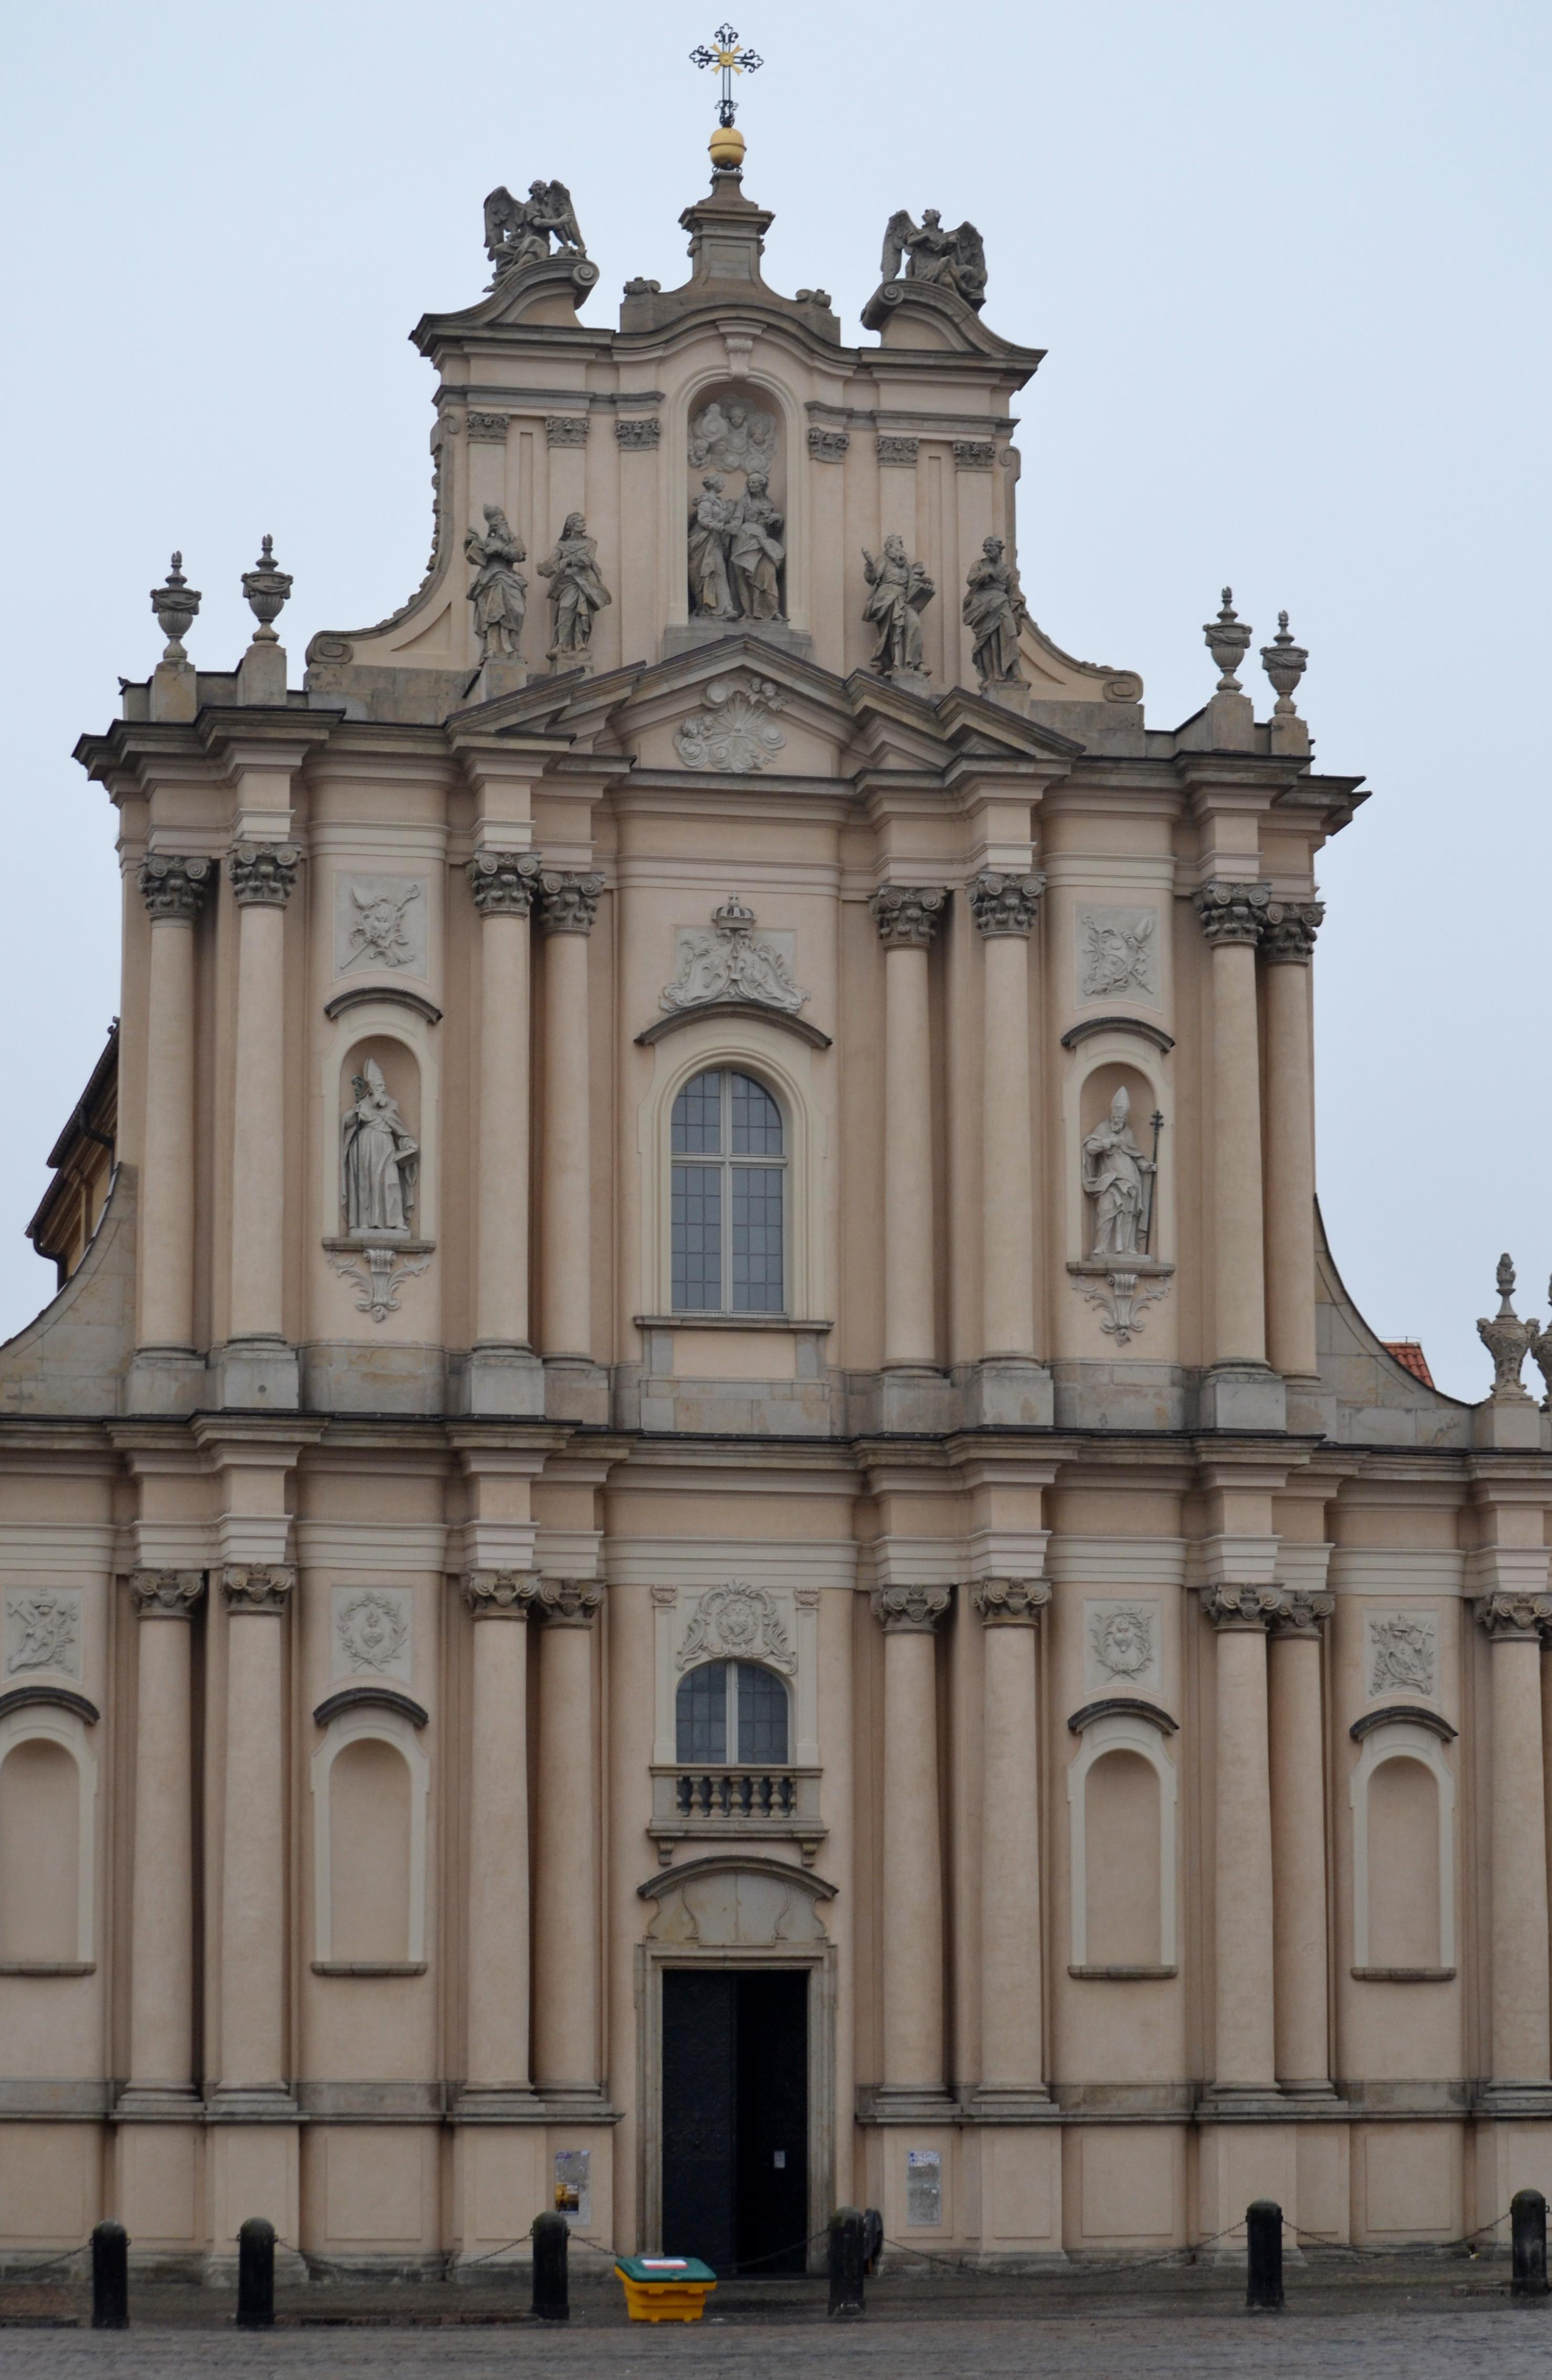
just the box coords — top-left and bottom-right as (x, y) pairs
(959, 1358), (1054, 1430)
(210, 1336), (301, 1411)
(459, 1345), (547, 1417)
(1196, 1363), (1288, 1433)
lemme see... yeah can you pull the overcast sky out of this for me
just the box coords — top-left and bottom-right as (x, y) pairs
(2, 0), (1546, 1401)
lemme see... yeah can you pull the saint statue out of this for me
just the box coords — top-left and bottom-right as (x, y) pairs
(465, 506), (527, 659)
(962, 536), (1028, 687)
(342, 1059), (419, 1237)
(688, 474), (738, 620)
(862, 536), (935, 677)
(687, 399), (777, 477)
(1081, 1086), (1155, 1259)
(537, 512), (611, 661)
(879, 209), (988, 310)
(727, 473), (785, 621)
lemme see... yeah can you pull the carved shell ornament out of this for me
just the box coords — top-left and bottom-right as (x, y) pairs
(677, 1581), (797, 1674)
(674, 675), (787, 774)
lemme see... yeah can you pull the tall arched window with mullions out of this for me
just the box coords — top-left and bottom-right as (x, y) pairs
(670, 1068), (785, 1314)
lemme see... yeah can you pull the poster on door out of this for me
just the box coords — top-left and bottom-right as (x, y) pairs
(906, 2148), (942, 2227)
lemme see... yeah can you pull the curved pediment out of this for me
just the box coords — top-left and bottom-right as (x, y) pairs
(639, 1853), (837, 1947)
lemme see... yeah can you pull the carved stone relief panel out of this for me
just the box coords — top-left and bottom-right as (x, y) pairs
(4, 1586), (82, 1679)
(661, 901), (805, 1017)
(331, 1585), (413, 1684)
(334, 874), (430, 979)
(644, 1866), (829, 1947)
(678, 1581), (797, 1674)
(1077, 906), (1160, 1007)
(1365, 1610), (1437, 1699)
(1083, 1598), (1161, 1695)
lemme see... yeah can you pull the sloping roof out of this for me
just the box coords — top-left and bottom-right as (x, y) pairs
(1382, 1340), (1437, 1388)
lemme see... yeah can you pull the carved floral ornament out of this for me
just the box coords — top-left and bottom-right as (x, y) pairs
(660, 895), (809, 1019)
(679, 1582), (795, 1673)
(327, 1241), (431, 1325)
(674, 676), (788, 774)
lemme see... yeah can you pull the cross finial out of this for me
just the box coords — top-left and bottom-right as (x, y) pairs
(690, 22), (763, 128)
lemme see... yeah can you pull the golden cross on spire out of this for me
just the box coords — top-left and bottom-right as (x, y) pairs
(690, 22), (762, 129)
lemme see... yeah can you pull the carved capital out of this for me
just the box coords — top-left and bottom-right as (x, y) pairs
(615, 417), (661, 450)
(139, 854), (214, 922)
(807, 427), (849, 463)
(1475, 1591), (1552, 1641)
(871, 1584), (952, 1635)
(545, 414), (589, 447)
(464, 411), (511, 443)
(1201, 1581), (1288, 1632)
(129, 1568), (205, 1620)
(538, 870), (604, 937)
(228, 841), (300, 908)
(952, 440), (996, 470)
(876, 435), (920, 467)
(972, 1577), (1050, 1628)
(1269, 1590), (1334, 1641)
(468, 849), (542, 918)
(535, 1576), (605, 1627)
(222, 1564), (294, 1614)
(968, 870), (1045, 939)
(1261, 898), (1324, 965)
(464, 1570), (541, 1620)
(869, 885), (948, 949)
(1193, 878), (1271, 948)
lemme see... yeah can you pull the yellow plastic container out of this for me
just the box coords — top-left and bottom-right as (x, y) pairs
(614, 2255), (718, 2322)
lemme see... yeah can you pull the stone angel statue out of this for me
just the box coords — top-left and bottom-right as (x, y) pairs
(483, 179), (587, 284)
(879, 209), (988, 310)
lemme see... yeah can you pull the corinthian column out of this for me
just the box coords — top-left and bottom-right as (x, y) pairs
(537, 873), (604, 1370)
(533, 1578), (605, 2104)
(873, 1584), (953, 2111)
(460, 1570), (539, 2107)
(467, 853), (543, 1414)
(1202, 1583), (1282, 2104)
(1261, 901), (1324, 1382)
(972, 1578), (1050, 2110)
(967, 874), (1043, 1361)
(869, 887), (948, 1371)
(225, 843), (300, 1379)
(121, 1570), (205, 2110)
(1268, 1590), (1336, 2095)
(212, 1565), (294, 2110)
(1193, 881), (1271, 1377)
(1477, 1591), (1552, 2107)
(136, 856), (214, 1355)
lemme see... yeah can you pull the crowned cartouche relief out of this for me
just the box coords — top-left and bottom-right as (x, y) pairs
(228, 841), (300, 907)
(467, 850), (543, 917)
(4, 1587), (82, 1676)
(660, 896), (808, 1017)
(869, 885), (948, 948)
(223, 1565), (295, 1614)
(129, 1570), (206, 1620)
(972, 1577), (1050, 1627)
(967, 871), (1044, 938)
(139, 855), (214, 921)
(1366, 1612), (1437, 1697)
(871, 1584), (953, 1634)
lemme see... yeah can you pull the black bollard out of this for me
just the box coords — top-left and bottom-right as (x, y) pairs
(1245, 2199), (1284, 2311)
(236, 2216), (275, 2329)
(531, 2209), (570, 2322)
(91, 2219), (129, 2330)
(1512, 2189), (1549, 2298)
(828, 2205), (866, 2319)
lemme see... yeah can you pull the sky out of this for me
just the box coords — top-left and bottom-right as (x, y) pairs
(1, 0), (1547, 1400)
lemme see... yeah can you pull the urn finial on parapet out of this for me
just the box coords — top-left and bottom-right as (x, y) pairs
(151, 551), (200, 662)
(1477, 1253), (1540, 1401)
(1260, 611), (1309, 716)
(241, 535), (292, 643)
(1203, 586), (1252, 693)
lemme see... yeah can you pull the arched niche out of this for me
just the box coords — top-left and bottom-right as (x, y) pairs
(1349, 1717), (1455, 1979)
(0, 1704), (96, 1971)
(310, 1704), (429, 1974)
(1066, 1705), (1176, 1977)
(670, 370), (806, 635)
(320, 1002), (439, 1252)
(1061, 1036), (1171, 1274)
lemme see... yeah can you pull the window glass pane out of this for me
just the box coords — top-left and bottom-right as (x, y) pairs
(672, 1070), (724, 1154)
(731, 1165), (783, 1311)
(672, 1165), (722, 1309)
(735, 1663), (790, 1764)
(676, 1662), (727, 1762)
(730, 1072), (782, 1154)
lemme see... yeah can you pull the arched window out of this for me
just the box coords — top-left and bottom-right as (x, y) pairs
(671, 1069), (785, 1314)
(676, 1662), (791, 1765)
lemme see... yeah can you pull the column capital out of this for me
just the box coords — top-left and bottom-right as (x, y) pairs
(130, 1568), (206, 1619)
(1475, 1590), (1552, 1642)
(1202, 1581), (1289, 1632)
(1193, 878), (1271, 948)
(869, 885), (948, 949)
(871, 1583), (953, 1634)
(222, 1563), (294, 1613)
(468, 849), (542, 918)
(538, 869), (604, 937)
(139, 854), (215, 921)
(1262, 897), (1324, 964)
(535, 1576), (605, 1626)
(972, 1576), (1050, 1627)
(1269, 1589), (1334, 1641)
(227, 840), (300, 907)
(967, 870), (1045, 939)
(464, 1569), (541, 1620)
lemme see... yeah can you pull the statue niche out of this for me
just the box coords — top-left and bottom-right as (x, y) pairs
(686, 389), (786, 626)
(340, 1040), (420, 1240)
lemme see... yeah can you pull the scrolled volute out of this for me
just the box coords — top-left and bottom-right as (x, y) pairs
(871, 1583), (953, 1634)
(464, 1569), (541, 1619)
(130, 1568), (206, 1620)
(972, 1576), (1051, 1628)
(534, 1576), (605, 1627)
(1200, 1581), (1289, 1632)
(467, 849), (543, 918)
(223, 1564), (295, 1614)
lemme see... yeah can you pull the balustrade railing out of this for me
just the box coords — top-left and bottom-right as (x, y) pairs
(649, 1763), (825, 1864)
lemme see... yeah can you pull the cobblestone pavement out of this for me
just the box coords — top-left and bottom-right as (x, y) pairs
(4, 2269), (1552, 2378)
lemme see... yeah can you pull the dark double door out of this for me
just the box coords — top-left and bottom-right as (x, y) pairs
(661, 1967), (809, 2274)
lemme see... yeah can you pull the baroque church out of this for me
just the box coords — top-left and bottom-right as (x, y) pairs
(2, 85), (1549, 2279)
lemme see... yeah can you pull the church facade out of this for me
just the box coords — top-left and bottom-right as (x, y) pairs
(2, 124), (1549, 2279)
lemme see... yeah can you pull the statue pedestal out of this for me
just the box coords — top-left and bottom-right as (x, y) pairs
(978, 677), (1034, 717)
(887, 667), (934, 701)
(469, 657), (528, 705)
(661, 619), (814, 665)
